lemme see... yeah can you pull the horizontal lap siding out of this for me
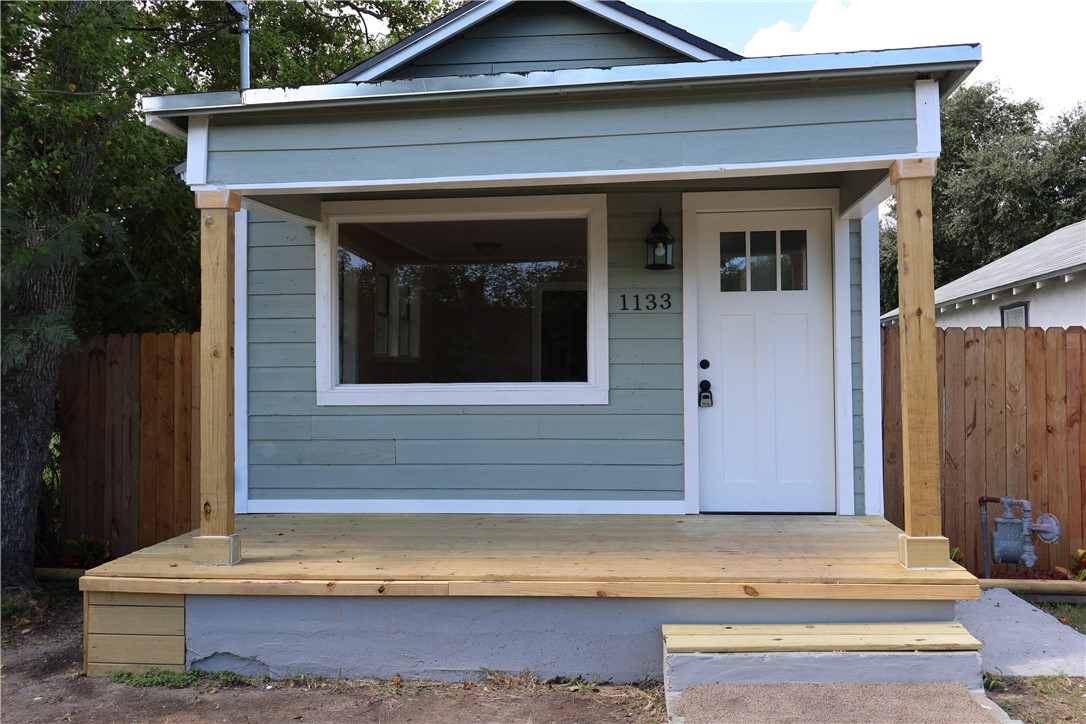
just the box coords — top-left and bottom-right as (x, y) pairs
(246, 193), (684, 503)
(206, 86), (916, 186)
(385, 2), (687, 79)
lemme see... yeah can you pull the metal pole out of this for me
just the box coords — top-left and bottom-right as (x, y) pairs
(227, 1), (250, 91)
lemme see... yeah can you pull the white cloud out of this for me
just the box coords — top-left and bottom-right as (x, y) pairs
(742, 0), (1085, 121)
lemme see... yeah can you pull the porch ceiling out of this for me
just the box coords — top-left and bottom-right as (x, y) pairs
(80, 515), (978, 601)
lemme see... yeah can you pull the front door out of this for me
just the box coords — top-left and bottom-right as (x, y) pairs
(696, 209), (836, 512)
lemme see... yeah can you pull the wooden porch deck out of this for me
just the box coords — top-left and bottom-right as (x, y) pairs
(79, 514), (978, 601)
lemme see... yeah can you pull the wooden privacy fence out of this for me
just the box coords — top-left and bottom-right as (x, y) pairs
(59, 333), (201, 559)
(59, 328), (1083, 574)
(883, 326), (1085, 577)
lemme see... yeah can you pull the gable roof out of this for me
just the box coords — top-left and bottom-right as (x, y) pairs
(332, 0), (741, 83)
(882, 219), (1086, 320)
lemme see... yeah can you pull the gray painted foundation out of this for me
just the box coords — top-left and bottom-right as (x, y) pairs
(186, 596), (954, 683)
(664, 651), (984, 718)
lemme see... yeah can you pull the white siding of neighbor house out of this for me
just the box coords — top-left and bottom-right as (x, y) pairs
(935, 277), (1086, 329)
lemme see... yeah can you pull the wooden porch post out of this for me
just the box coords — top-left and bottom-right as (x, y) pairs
(192, 189), (242, 565)
(889, 158), (950, 569)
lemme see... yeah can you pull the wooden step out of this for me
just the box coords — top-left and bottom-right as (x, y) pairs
(662, 621), (981, 654)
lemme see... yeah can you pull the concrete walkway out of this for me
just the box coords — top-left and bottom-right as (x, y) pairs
(956, 587), (1086, 677)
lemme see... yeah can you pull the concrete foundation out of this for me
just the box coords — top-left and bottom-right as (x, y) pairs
(186, 596), (954, 683)
(664, 651), (984, 717)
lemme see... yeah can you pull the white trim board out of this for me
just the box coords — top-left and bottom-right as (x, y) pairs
(234, 209), (249, 514)
(915, 78), (942, 157)
(185, 115), (209, 186)
(861, 208), (885, 515)
(316, 194), (610, 406)
(245, 498), (687, 515)
(681, 190), (853, 515)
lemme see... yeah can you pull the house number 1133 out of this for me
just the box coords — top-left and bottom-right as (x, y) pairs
(619, 293), (672, 311)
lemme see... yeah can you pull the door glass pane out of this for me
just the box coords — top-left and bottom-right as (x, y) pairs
(780, 230), (807, 291)
(719, 232), (746, 292)
(750, 230), (777, 291)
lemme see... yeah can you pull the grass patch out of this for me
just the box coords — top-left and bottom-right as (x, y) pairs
(108, 668), (258, 689)
(110, 668), (203, 688)
(987, 674), (1086, 724)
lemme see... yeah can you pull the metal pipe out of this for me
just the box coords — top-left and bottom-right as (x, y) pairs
(227, 1), (250, 91)
(979, 496), (1000, 579)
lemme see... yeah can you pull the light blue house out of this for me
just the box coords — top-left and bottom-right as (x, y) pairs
(83, 0), (982, 686)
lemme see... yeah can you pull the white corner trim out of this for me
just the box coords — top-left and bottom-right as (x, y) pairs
(832, 211), (855, 516)
(861, 208), (885, 515)
(915, 79), (941, 156)
(185, 115), (209, 186)
(245, 498), (687, 515)
(234, 209), (249, 514)
(316, 194), (610, 406)
(681, 204), (700, 514)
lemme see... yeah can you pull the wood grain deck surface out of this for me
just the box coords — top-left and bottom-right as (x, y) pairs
(79, 514), (977, 600)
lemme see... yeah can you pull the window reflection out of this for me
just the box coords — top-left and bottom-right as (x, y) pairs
(338, 219), (588, 384)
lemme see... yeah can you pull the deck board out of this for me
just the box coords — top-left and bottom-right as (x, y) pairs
(80, 514), (978, 600)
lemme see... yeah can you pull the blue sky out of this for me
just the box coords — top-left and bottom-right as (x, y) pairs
(626, 0), (1085, 122)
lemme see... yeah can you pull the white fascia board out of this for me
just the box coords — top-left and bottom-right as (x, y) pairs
(145, 114), (188, 140)
(142, 45), (981, 117)
(193, 152), (933, 198)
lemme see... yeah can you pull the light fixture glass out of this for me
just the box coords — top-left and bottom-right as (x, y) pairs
(644, 209), (675, 270)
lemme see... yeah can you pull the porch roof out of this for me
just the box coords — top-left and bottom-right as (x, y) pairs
(143, 44), (980, 131)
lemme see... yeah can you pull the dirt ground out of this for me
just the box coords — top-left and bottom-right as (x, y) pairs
(1, 582), (665, 724)
(4, 582), (1084, 724)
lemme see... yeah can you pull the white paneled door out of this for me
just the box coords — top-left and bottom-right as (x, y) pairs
(696, 210), (836, 512)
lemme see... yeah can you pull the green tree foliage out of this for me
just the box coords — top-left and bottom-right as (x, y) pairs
(880, 82), (1086, 312)
(1, 0), (460, 590)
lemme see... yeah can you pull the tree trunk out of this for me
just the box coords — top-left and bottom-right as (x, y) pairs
(1, 259), (77, 591)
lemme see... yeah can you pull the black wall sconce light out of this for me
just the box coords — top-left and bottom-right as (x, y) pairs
(644, 209), (675, 270)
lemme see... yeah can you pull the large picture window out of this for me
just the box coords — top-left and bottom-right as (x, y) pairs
(317, 196), (609, 405)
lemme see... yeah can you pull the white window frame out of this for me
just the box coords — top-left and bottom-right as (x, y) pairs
(316, 194), (609, 405)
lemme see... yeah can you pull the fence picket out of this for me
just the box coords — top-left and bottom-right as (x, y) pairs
(138, 334), (158, 549)
(941, 328), (965, 557)
(1044, 329), (1069, 571)
(881, 327), (903, 529)
(963, 328), (985, 574)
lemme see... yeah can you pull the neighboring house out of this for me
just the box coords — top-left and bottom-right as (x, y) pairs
(883, 219), (1086, 328)
(80, 0), (983, 684)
